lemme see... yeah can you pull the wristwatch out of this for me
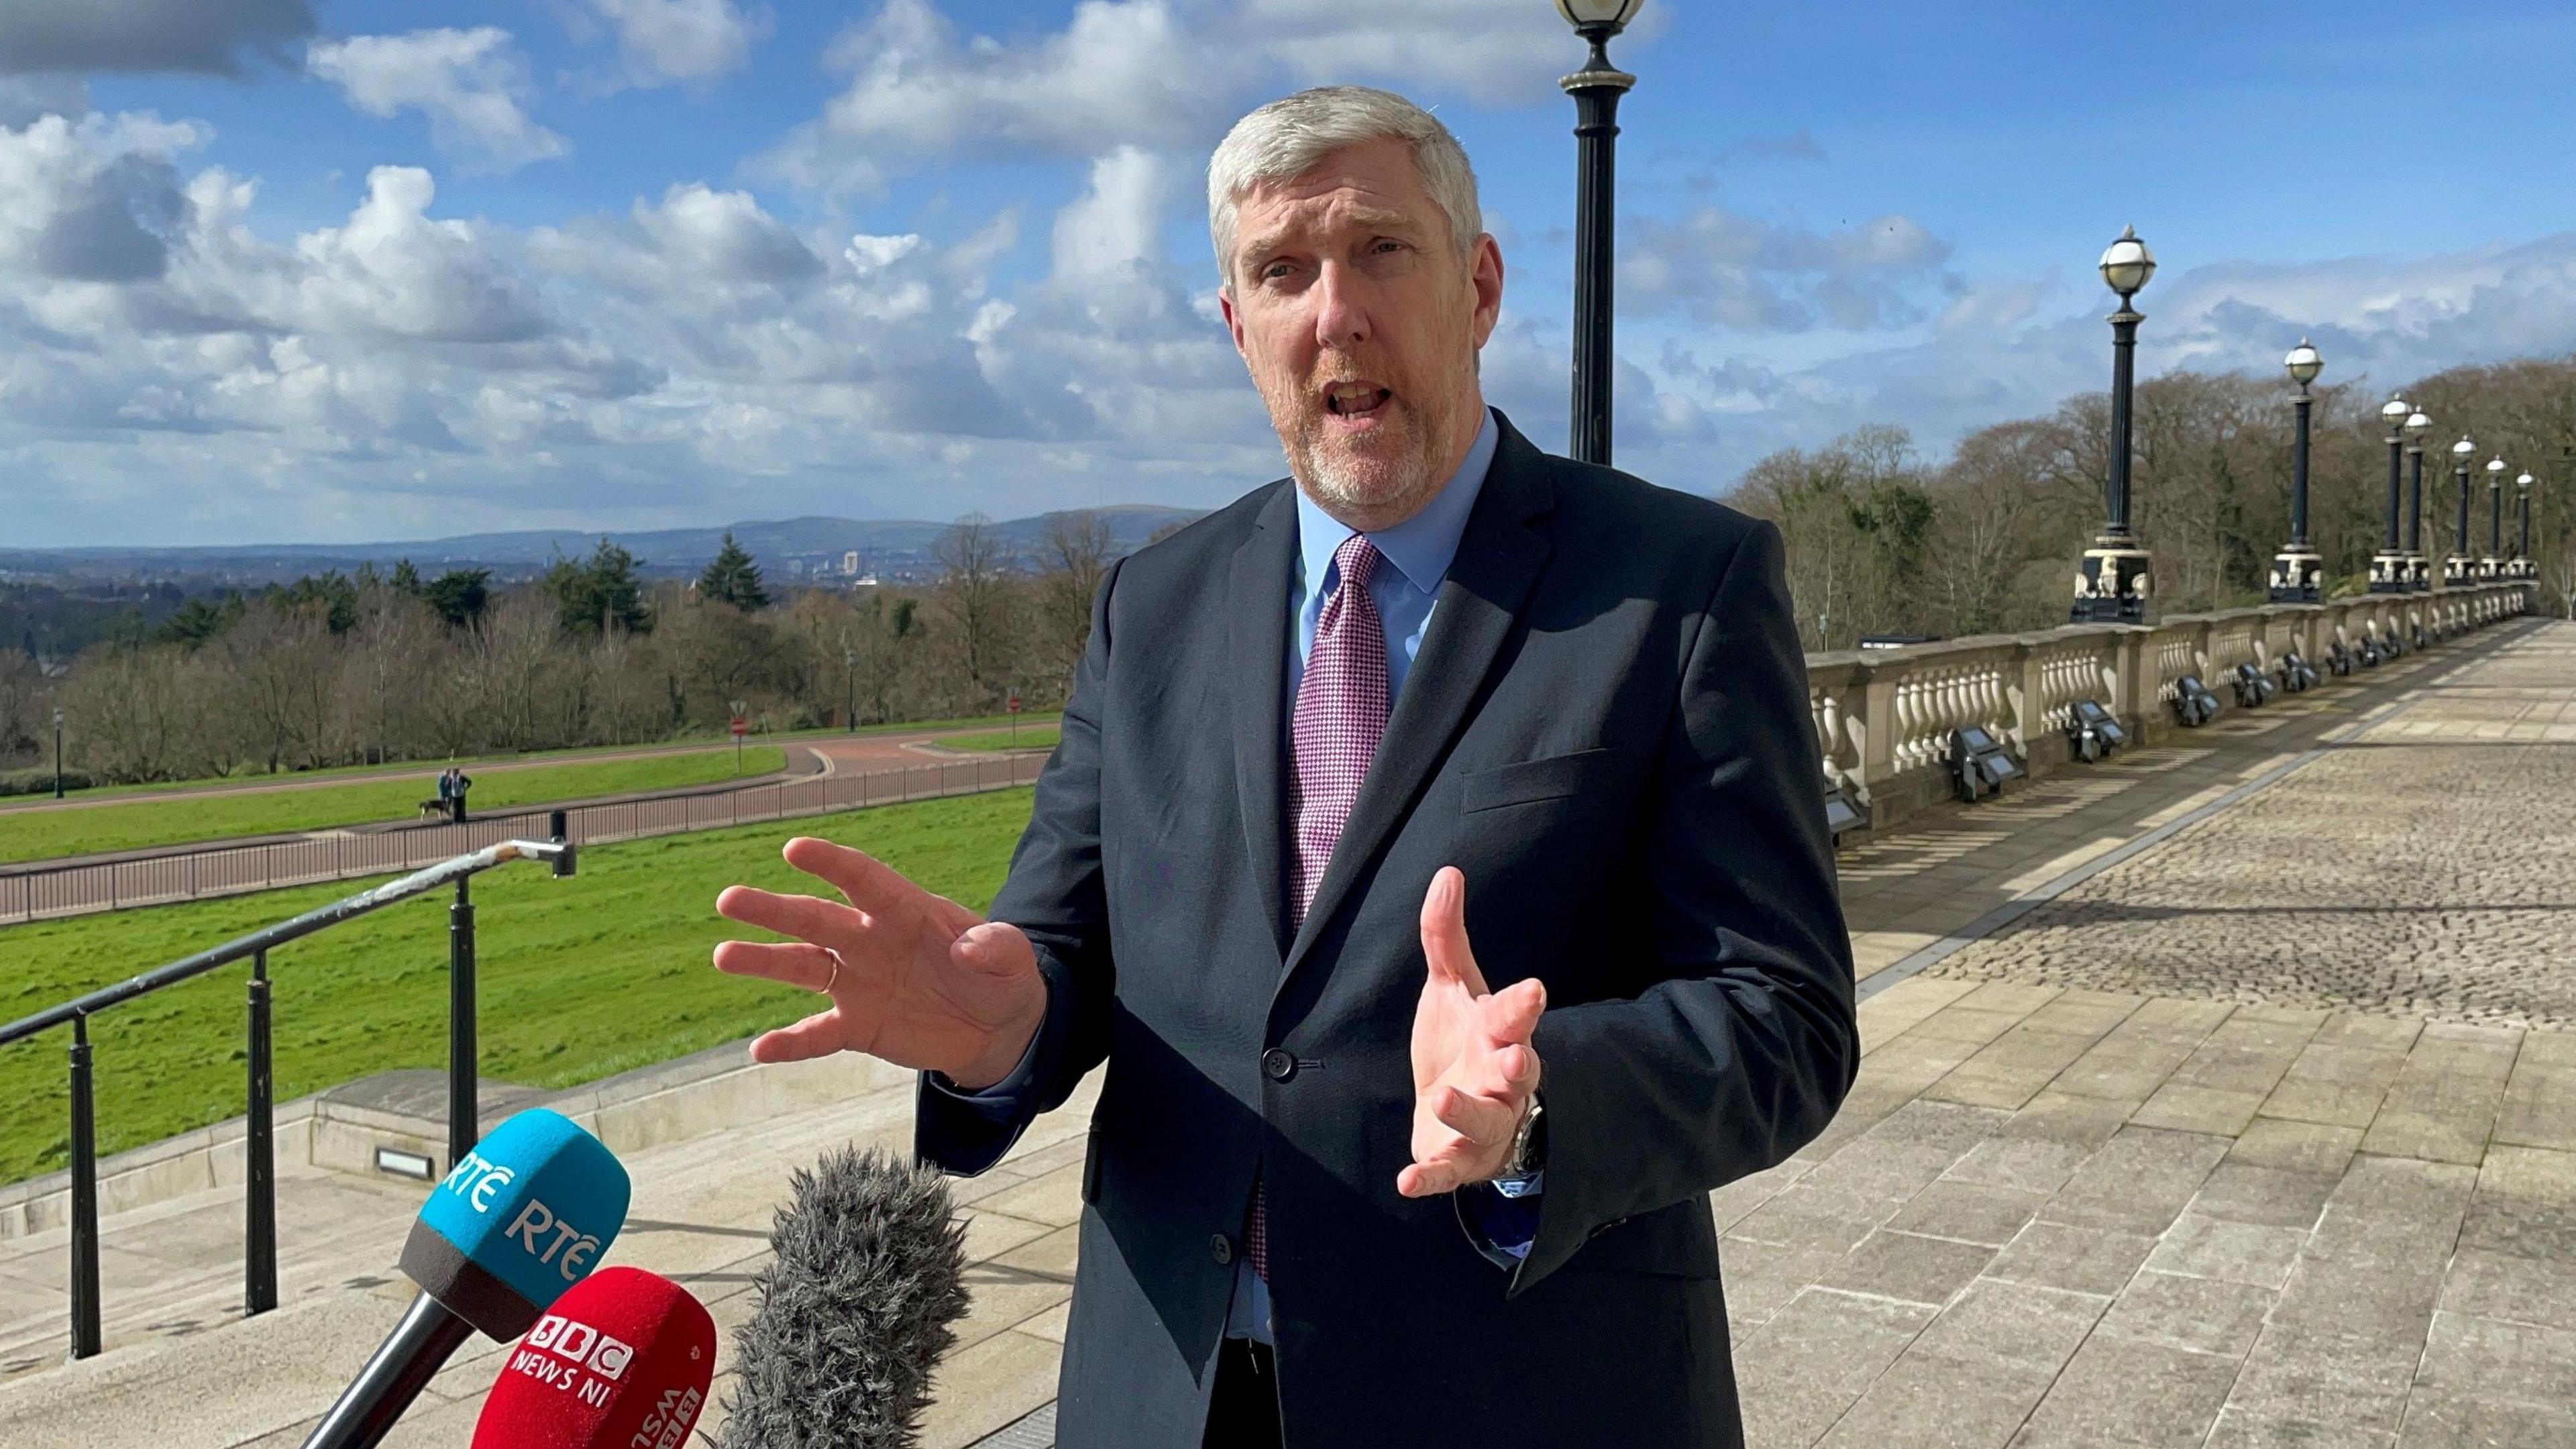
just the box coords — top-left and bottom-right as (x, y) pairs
(1501, 1094), (1547, 1180)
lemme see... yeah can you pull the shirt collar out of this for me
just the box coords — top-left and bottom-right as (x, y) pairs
(1293, 407), (1499, 598)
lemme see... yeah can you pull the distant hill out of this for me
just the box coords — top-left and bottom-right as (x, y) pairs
(0, 505), (1206, 586)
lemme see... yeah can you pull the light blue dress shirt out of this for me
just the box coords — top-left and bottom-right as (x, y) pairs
(1284, 408), (1499, 708)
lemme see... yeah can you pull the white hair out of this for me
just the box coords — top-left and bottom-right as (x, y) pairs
(1206, 85), (1482, 290)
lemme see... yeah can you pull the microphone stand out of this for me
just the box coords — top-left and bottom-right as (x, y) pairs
(302, 1294), (478, 1449)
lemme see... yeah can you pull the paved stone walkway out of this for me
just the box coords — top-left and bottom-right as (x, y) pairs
(1925, 627), (2576, 1029)
(0, 619), (2563, 1448)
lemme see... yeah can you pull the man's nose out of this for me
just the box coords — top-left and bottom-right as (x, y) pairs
(1311, 262), (1370, 352)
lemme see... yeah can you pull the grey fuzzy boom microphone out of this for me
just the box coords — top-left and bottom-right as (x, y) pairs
(716, 1146), (972, 1449)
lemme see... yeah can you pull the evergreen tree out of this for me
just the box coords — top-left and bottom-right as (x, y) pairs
(423, 568), (492, 628)
(697, 531), (770, 610)
(277, 570), (360, 633)
(390, 558), (424, 594)
(543, 539), (651, 635)
(155, 592), (246, 648)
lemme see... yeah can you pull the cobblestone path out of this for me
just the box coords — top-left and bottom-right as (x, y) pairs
(1927, 625), (2576, 1028)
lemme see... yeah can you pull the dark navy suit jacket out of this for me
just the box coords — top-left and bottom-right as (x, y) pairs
(916, 411), (1858, 1448)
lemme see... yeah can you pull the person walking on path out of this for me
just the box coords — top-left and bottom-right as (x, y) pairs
(449, 767), (473, 824)
(435, 769), (453, 818)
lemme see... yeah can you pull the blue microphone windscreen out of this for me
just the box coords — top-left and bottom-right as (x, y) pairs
(400, 1108), (633, 1340)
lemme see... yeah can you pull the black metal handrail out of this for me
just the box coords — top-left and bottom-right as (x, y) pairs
(0, 812), (578, 1362)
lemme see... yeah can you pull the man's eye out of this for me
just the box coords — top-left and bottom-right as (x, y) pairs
(1373, 240), (1405, 254)
(1262, 262), (1296, 280)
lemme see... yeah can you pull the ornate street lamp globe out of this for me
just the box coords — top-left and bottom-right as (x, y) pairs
(2518, 472), (2536, 492)
(2284, 339), (2322, 386)
(2098, 226), (2155, 297)
(2405, 411), (2432, 439)
(2488, 457), (2508, 488)
(1556, 0), (1645, 34)
(2381, 396), (2412, 431)
(2453, 435), (2477, 461)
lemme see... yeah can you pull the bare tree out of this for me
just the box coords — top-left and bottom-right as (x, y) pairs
(1035, 511), (1112, 695)
(931, 514), (1016, 711)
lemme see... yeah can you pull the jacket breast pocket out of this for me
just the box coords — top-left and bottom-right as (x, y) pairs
(1461, 748), (1617, 813)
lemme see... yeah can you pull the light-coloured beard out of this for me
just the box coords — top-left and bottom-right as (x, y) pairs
(1280, 386), (1461, 525)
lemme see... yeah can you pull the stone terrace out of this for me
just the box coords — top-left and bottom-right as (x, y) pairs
(0, 619), (2568, 1448)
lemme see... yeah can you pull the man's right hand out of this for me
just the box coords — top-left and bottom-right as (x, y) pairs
(712, 837), (1046, 1089)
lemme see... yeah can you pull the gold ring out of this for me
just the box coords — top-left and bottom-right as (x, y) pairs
(824, 955), (841, 996)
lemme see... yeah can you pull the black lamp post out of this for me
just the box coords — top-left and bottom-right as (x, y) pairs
(2514, 470), (2537, 579)
(2485, 457), (2508, 577)
(2270, 339), (2323, 603)
(1557, 0), (1643, 467)
(2452, 433), (2473, 588)
(52, 706), (64, 800)
(2074, 226), (2157, 623)
(2369, 396), (2412, 593)
(2404, 409), (2431, 592)
(2447, 436), (2477, 586)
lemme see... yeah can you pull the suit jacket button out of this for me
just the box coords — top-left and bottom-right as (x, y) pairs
(1260, 1049), (1297, 1082)
(1210, 1234), (1235, 1267)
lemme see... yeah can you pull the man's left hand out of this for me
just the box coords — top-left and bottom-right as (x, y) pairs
(1397, 866), (1545, 1199)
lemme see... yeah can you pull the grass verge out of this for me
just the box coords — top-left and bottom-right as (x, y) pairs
(0, 786), (1033, 1186)
(932, 724), (1061, 753)
(1, 712), (1061, 808)
(0, 747), (788, 866)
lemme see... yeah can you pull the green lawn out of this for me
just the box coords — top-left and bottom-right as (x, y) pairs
(0, 786), (1034, 1185)
(7, 712), (1062, 807)
(932, 724), (1061, 753)
(0, 747), (787, 866)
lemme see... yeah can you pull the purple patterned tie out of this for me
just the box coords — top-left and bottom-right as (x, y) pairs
(1252, 533), (1390, 1281)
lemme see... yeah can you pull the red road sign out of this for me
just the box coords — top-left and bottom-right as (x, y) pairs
(729, 716), (748, 737)
(1007, 694), (1023, 714)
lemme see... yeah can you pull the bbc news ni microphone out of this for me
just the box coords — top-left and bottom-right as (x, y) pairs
(714, 1146), (971, 1448)
(302, 1108), (632, 1449)
(468, 1266), (714, 1449)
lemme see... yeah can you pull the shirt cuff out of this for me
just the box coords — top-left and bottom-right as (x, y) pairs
(1460, 1173), (1544, 1263)
(922, 1026), (1044, 1124)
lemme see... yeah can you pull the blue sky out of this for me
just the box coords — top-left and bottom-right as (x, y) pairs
(8, 0), (2576, 547)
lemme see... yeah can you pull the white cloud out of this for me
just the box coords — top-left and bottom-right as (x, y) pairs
(755, 0), (1617, 194)
(1242, 0), (1574, 105)
(1051, 147), (1171, 282)
(1621, 205), (1956, 333)
(580, 0), (771, 90)
(307, 28), (568, 174)
(284, 167), (551, 342)
(761, 0), (1233, 192)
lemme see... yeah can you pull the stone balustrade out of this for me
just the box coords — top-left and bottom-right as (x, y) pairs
(1807, 581), (2534, 832)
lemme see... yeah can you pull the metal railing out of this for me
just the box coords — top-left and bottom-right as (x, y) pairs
(3, 751), (1047, 924)
(0, 815), (577, 1360)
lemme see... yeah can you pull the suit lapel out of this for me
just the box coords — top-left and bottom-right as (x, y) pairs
(1279, 416), (1558, 985)
(1229, 481), (1299, 959)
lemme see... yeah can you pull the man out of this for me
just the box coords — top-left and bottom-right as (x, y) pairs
(712, 87), (1855, 1446)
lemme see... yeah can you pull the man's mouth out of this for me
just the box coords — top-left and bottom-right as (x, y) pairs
(1324, 381), (1393, 419)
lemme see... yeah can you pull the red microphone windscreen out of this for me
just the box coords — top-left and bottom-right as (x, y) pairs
(470, 1265), (715, 1449)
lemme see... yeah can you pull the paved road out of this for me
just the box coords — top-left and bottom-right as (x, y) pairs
(0, 722), (1041, 816)
(2, 625), (2567, 1448)
(2, 749), (1045, 924)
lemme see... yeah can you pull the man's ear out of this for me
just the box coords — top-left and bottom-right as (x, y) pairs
(1468, 233), (1504, 350)
(1218, 283), (1249, 360)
